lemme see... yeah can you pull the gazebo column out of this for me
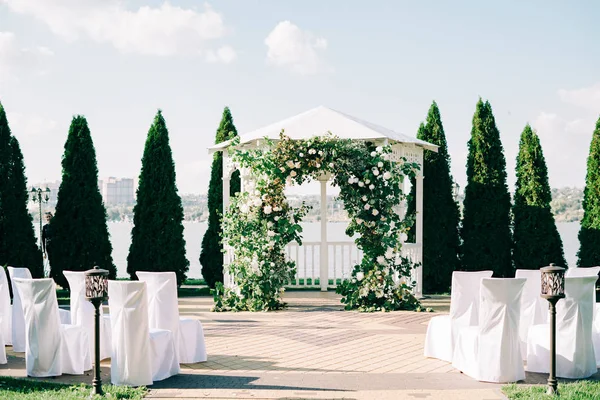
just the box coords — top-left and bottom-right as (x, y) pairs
(415, 173), (424, 298)
(319, 178), (328, 292)
(222, 152), (231, 288)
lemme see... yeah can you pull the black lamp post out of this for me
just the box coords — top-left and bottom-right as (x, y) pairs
(30, 186), (51, 249)
(85, 267), (109, 397)
(540, 263), (566, 396)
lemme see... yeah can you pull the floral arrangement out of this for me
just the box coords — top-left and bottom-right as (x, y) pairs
(213, 132), (422, 312)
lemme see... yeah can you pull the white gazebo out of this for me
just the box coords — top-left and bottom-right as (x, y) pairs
(208, 106), (438, 298)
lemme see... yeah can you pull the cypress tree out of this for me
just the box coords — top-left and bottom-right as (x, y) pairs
(50, 116), (116, 288)
(0, 103), (43, 277)
(200, 107), (240, 288)
(461, 99), (513, 277)
(128, 110), (189, 285)
(513, 124), (566, 269)
(577, 116), (600, 266)
(406, 102), (460, 293)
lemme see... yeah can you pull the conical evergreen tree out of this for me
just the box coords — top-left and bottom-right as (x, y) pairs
(0, 102), (43, 276)
(128, 110), (189, 285)
(50, 116), (116, 288)
(577, 116), (600, 266)
(406, 102), (460, 293)
(513, 124), (566, 269)
(200, 107), (240, 288)
(461, 99), (513, 277)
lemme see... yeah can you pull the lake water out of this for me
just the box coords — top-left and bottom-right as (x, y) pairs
(105, 221), (581, 278)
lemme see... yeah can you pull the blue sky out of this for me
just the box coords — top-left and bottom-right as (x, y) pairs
(1, 0), (599, 194)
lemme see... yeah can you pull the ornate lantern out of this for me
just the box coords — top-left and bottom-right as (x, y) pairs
(540, 263), (565, 395)
(85, 266), (109, 396)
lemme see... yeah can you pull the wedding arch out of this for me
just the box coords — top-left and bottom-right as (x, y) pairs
(208, 106), (438, 311)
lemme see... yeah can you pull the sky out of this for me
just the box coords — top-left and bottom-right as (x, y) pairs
(0, 0), (599, 195)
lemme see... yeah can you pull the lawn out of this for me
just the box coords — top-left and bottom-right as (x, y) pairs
(503, 382), (600, 399)
(0, 376), (146, 399)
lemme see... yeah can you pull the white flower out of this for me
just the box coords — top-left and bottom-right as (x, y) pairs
(329, 163), (334, 168)
(385, 248), (394, 259)
(383, 153), (390, 161)
(309, 148), (316, 155)
(376, 146), (383, 153)
(369, 184), (375, 190)
(348, 177), (354, 184)
(371, 151), (377, 157)
(287, 160), (295, 168)
(239, 204), (249, 214)
(253, 198), (262, 207)
(383, 171), (392, 180)
(400, 233), (408, 242)
(362, 195), (368, 202)
(377, 255), (386, 265)
(364, 204), (371, 210)
(267, 230), (276, 237)
(267, 221), (274, 228)
(390, 221), (396, 229)
(356, 272), (364, 281)
(365, 179), (370, 184)
(372, 209), (379, 216)
(274, 216), (280, 221)
(373, 169), (380, 176)
(262, 194), (268, 200)
(358, 181), (364, 187)
(316, 163), (321, 168)
(295, 162), (301, 168)
(318, 150), (323, 156)
(263, 205), (273, 214)
(273, 206), (281, 212)
(376, 289), (384, 298)
(356, 218), (363, 225)
(290, 170), (297, 177)
(299, 152), (304, 157)
(280, 167), (286, 173)
(378, 162), (383, 168)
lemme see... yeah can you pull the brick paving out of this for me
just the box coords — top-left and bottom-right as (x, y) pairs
(2, 291), (595, 399)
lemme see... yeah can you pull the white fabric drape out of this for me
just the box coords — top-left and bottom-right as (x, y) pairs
(8, 267), (32, 352)
(515, 269), (547, 359)
(565, 266), (600, 277)
(136, 271), (207, 364)
(0, 268), (12, 346)
(13, 278), (91, 377)
(452, 278), (526, 383)
(108, 280), (179, 386)
(526, 276), (597, 379)
(64, 271), (111, 360)
(424, 270), (493, 362)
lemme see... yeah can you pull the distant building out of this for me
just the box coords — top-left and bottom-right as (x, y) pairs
(100, 177), (135, 205)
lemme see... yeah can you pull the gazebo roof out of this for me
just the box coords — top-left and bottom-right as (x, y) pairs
(208, 106), (439, 153)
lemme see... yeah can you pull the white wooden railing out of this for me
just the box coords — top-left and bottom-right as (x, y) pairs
(224, 241), (423, 294)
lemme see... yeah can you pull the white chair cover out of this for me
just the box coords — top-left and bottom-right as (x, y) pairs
(424, 270), (493, 362)
(515, 269), (548, 359)
(64, 271), (111, 360)
(137, 271), (207, 363)
(108, 281), (179, 386)
(527, 276), (597, 379)
(0, 268), (12, 346)
(565, 266), (600, 277)
(13, 278), (91, 377)
(8, 267), (32, 352)
(452, 278), (526, 383)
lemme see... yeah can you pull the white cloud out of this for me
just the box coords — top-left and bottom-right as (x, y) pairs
(558, 83), (600, 112)
(177, 159), (212, 194)
(0, 31), (54, 83)
(1, 0), (234, 59)
(206, 45), (236, 64)
(265, 21), (330, 75)
(7, 111), (59, 142)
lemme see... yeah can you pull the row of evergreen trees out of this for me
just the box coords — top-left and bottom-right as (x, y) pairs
(0, 102), (188, 288)
(412, 99), (600, 293)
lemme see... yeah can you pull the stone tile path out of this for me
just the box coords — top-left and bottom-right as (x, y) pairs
(3, 291), (592, 399)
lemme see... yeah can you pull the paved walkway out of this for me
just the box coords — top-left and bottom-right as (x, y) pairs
(2, 291), (594, 399)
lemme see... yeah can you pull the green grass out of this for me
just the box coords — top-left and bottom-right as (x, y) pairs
(0, 376), (146, 399)
(503, 382), (600, 399)
(183, 278), (206, 286)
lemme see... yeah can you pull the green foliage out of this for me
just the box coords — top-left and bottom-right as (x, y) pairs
(216, 134), (420, 312)
(0, 376), (146, 399)
(461, 99), (513, 277)
(200, 107), (240, 288)
(503, 381), (600, 400)
(513, 124), (566, 269)
(128, 110), (189, 286)
(406, 102), (460, 293)
(50, 116), (116, 288)
(0, 103), (43, 277)
(578, 116), (600, 266)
